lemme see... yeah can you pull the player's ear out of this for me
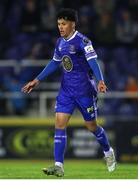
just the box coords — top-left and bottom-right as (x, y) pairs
(72, 22), (75, 29)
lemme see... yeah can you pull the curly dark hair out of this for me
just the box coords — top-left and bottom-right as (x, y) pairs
(56, 8), (78, 23)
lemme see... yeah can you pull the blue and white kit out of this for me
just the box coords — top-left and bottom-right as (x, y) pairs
(53, 31), (98, 120)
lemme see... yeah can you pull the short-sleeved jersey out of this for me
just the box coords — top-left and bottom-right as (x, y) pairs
(53, 31), (97, 97)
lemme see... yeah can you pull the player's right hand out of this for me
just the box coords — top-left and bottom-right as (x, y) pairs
(21, 79), (40, 93)
(97, 80), (107, 93)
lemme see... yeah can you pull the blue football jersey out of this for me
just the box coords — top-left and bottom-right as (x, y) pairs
(53, 31), (97, 97)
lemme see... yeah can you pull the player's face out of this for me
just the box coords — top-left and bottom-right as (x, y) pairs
(57, 18), (75, 39)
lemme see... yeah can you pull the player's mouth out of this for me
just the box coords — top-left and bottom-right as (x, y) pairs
(60, 31), (65, 35)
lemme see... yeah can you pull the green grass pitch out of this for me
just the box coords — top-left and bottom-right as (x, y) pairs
(0, 159), (138, 179)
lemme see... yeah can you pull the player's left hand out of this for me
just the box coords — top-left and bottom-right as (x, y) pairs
(97, 80), (107, 93)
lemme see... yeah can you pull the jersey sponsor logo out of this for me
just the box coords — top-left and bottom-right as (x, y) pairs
(62, 55), (73, 72)
(87, 106), (94, 113)
(84, 45), (94, 53)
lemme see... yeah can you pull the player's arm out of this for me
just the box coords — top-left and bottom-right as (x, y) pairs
(21, 59), (61, 93)
(88, 58), (107, 93)
(81, 38), (107, 93)
(22, 38), (62, 94)
(36, 59), (61, 81)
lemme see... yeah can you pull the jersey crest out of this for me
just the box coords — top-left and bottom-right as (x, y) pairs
(62, 55), (73, 72)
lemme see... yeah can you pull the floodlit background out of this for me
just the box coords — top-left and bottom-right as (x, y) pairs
(0, 0), (138, 163)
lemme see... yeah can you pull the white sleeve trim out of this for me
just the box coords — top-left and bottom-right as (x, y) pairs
(87, 55), (97, 61)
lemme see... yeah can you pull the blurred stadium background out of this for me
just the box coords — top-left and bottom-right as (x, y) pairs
(0, 0), (138, 166)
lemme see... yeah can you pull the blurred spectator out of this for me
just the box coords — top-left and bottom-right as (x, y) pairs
(62, 0), (85, 10)
(78, 6), (94, 37)
(93, 11), (116, 45)
(0, 1), (11, 59)
(116, 9), (137, 44)
(0, 25), (10, 59)
(93, 0), (115, 15)
(126, 75), (138, 92)
(40, 0), (62, 32)
(129, 0), (138, 21)
(18, 43), (43, 83)
(3, 76), (27, 115)
(123, 74), (138, 114)
(20, 0), (41, 33)
(5, 0), (23, 36)
(129, 0), (138, 42)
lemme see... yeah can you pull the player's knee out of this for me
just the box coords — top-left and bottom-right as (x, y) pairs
(55, 121), (67, 129)
(55, 113), (70, 129)
(55, 124), (66, 129)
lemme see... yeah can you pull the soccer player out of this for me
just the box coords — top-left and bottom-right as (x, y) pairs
(22, 8), (116, 177)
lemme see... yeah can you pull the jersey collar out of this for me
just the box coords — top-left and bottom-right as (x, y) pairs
(63, 31), (78, 42)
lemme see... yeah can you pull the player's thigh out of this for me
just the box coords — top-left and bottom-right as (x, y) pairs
(76, 96), (98, 121)
(55, 93), (76, 115)
(55, 93), (76, 129)
(55, 112), (71, 129)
